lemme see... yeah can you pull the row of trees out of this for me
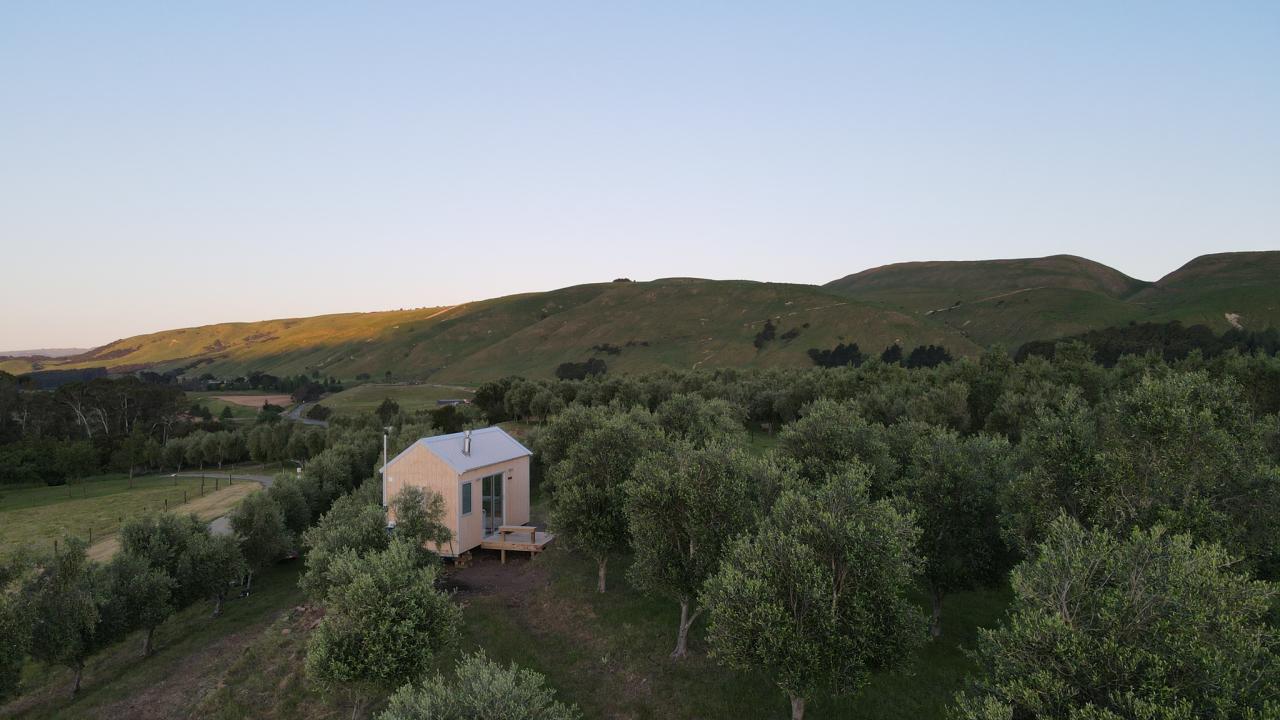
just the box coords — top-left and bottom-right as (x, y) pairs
(0, 418), (358, 701)
(477, 339), (1280, 430)
(524, 348), (1280, 718)
(1, 517), (245, 698)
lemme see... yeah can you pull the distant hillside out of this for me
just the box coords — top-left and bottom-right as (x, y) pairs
(5, 252), (1274, 383)
(0, 348), (89, 359)
(0, 279), (975, 383)
(824, 252), (1280, 348)
(1130, 251), (1280, 331)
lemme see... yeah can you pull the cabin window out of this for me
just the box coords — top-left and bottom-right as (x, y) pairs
(461, 481), (473, 515)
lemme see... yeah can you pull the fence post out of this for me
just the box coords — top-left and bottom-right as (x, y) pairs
(164, 498), (168, 510)
(88, 528), (92, 543)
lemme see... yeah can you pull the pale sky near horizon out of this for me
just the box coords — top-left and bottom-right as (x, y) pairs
(2, 2), (1277, 349)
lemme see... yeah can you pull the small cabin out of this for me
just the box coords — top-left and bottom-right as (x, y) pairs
(382, 426), (547, 558)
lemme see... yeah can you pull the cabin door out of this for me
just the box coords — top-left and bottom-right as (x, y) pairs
(481, 472), (504, 535)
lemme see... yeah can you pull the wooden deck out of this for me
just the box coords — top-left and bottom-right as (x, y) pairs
(480, 527), (555, 563)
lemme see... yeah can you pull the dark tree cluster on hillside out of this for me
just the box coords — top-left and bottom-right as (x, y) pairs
(1016, 319), (1280, 367)
(554, 358), (607, 381)
(806, 342), (864, 367)
(904, 344), (953, 368)
(806, 342), (952, 369)
(753, 319), (777, 349)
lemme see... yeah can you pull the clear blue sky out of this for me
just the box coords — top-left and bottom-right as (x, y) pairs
(2, 2), (1277, 349)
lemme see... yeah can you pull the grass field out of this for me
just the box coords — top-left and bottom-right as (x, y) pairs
(0, 473), (260, 556)
(186, 392), (283, 420)
(319, 383), (475, 416)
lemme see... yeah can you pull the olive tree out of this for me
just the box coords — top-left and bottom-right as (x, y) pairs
(893, 428), (1015, 637)
(379, 651), (581, 720)
(653, 393), (746, 447)
(229, 492), (291, 593)
(704, 466), (925, 720)
(25, 540), (112, 696)
(954, 516), (1280, 719)
(775, 398), (895, 491)
(306, 540), (460, 719)
(0, 553), (34, 702)
(300, 489), (390, 601)
(1002, 373), (1280, 574)
(549, 410), (663, 592)
(624, 441), (758, 658)
(181, 532), (247, 617)
(98, 553), (174, 657)
(392, 485), (453, 556)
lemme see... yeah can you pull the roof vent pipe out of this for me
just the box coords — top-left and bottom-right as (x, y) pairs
(463, 429), (472, 456)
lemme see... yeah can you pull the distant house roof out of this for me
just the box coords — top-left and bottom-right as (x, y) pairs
(383, 426), (532, 475)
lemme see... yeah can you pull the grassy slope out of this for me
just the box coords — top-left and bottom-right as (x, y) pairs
(825, 252), (1280, 346)
(3, 562), (304, 720)
(436, 279), (974, 381)
(1131, 251), (1280, 331)
(0, 280), (976, 382)
(0, 474), (258, 555)
(4, 253), (1274, 381)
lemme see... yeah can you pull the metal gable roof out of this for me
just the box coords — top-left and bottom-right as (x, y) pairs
(383, 426), (532, 475)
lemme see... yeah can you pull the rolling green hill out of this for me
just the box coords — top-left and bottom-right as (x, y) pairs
(0, 279), (977, 383)
(1129, 251), (1280, 330)
(6, 252), (1275, 384)
(824, 252), (1280, 348)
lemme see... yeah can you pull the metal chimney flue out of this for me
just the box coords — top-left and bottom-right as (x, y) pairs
(463, 429), (472, 456)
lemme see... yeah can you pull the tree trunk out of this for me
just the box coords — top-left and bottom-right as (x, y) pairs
(71, 662), (84, 696)
(672, 598), (695, 658)
(213, 591), (224, 618)
(143, 625), (156, 656)
(350, 693), (366, 720)
(596, 557), (608, 593)
(245, 570), (254, 595)
(930, 589), (944, 638)
(790, 695), (805, 720)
